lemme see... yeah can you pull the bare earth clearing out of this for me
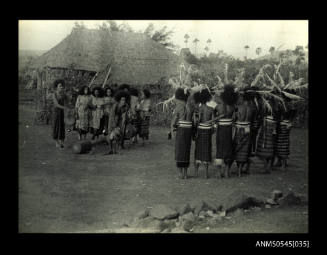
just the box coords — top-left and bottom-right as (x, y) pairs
(19, 99), (308, 233)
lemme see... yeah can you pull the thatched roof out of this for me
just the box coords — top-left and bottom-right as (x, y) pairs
(30, 28), (181, 85)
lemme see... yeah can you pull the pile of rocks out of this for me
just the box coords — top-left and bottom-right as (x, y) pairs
(123, 197), (265, 233)
(265, 190), (306, 208)
(121, 191), (307, 233)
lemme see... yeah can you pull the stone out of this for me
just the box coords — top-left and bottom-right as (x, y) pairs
(180, 212), (195, 222)
(132, 216), (162, 232)
(135, 208), (151, 219)
(161, 228), (171, 233)
(199, 211), (208, 218)
(271, 190), (283, 202)
(226, 196), (265, 214)
(207, 210), (217, 217)
(278, 192), (302, 207)
(182, 220), (195, 232)
(266, 198), (278, 205)
(177, 203), (193, 215)
(150, 204), (179, 220)
(218, 211), (226, 217)
(194, 201), (206, 216)
(170, 227), (188, 233)
(159, 219), (177, 232)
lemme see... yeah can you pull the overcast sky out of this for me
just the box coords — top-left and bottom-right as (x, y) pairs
(19, 20), (308, 59)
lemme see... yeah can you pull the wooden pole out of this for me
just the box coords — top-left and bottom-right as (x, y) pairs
(102, 65), (112, 88)
(88, 72), (98, 88)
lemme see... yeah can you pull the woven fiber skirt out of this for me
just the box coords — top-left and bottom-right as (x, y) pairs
(139, 116), (150, 139)
(256, 117), (277, 159)
(216, 119), (233, 160)
(52, 108), (65, 140)
(276, 120), (291, 159)
(233, 122), (251, 163)
(130, 113), (141, 133)
(175, 120), (193, 168)
(195, 123), (212, 164)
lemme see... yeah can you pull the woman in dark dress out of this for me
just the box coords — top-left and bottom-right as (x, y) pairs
(173, 88), (191, 179)
(214, 84), (238, 178)
(114, 90), (130, 149)
(52, 79), (68, 148)
(194, 88), (217, 178)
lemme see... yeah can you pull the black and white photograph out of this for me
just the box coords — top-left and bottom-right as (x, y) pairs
(18, 20), (308, 234)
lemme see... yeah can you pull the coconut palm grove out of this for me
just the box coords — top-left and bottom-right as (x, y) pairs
(19, 20), (308, 234)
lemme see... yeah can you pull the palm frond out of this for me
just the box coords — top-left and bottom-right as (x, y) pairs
(169, 77), (181, 89)
(261, 96), (273, 115)
(264, 73), (282, 92)
(251, 64), (270, 87)
(285, 78), (305, 90)
(257, 90), (286, 111)
(289, 83), (308, 91)
(282, 91), (304, 100)
(277, 71), (285, 88)
(156, 95), (175, 112)
(254, 97), (259, 110)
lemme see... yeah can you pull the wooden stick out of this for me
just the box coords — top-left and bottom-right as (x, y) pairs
(203, 114), (226, 124)
(88, 72), (98, 88)
(102, 65), (112, 88)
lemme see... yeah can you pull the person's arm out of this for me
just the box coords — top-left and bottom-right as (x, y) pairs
(75, 96), (80, 109)
(90, 97), (97, 110)
(53, 93), (65, 110)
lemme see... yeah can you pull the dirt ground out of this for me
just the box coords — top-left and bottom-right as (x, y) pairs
(18, 100), (308, 233)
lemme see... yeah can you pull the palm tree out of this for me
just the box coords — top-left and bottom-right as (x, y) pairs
(193, 38), (200, 56)
(204, 46), (209, 56)
(269, 46), (275, 55)
(184, 34), (190, 48)
(207, 38), (212, 49)
(255, 47), (262, 57)
(244, 45), (250, 59)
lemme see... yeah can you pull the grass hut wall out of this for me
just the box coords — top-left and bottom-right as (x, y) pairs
(29, 28), (182, 125)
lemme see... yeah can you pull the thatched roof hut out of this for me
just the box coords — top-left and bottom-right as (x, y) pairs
(30, 28), (182, 87)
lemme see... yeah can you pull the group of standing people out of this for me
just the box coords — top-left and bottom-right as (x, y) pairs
(173, 84), (294, 179)
(51, 80), (152, 153)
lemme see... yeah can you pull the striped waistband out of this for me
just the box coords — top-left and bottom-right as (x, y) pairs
(265, 116), (276, 123)
(235, 121), (250, 127)
(178, 120), (192, 128)
(218, 119), (233, 126)
(198, 123), (213, 129)
(280, 120), (292, 127)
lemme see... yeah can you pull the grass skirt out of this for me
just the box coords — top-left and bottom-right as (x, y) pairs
(216, 119), (233, 160)
(233, 122), (251, 163)
(52, 107), (65, 140)
(276, 120), (291, 159)
(256, 117), (277, 159)
(195, 123), (212, 164)
(175, 121), (192, 168)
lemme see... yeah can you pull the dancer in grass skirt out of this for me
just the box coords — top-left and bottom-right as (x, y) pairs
(214, 84), (238, 178)
(173, 88), (192, 179)
(194, 88), (216, 179)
